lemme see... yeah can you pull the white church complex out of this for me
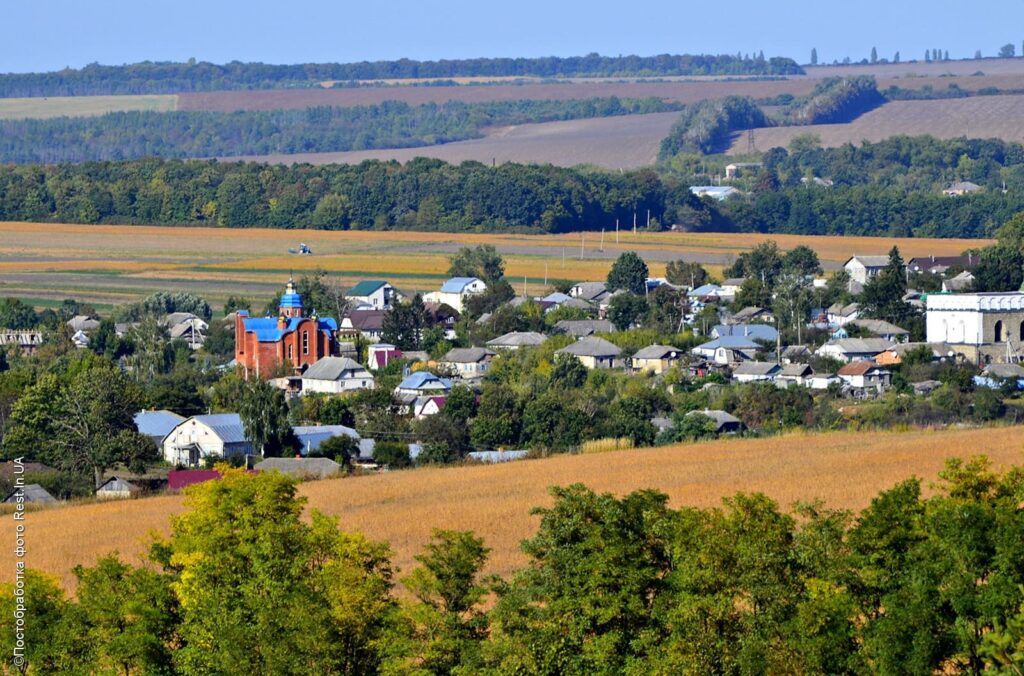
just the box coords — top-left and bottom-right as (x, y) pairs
(926, 291), (1024, 363)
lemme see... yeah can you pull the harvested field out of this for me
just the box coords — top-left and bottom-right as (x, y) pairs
(0, 94), (177, 120)
(219, 112), (681, 169)
(4, 426), (1023, 591)
(728, 95), (1024, 153)
(0, 221), (988, 309)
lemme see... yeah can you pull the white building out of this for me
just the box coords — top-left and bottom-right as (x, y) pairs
(689, 186), (741, 201)
(423, 277), (487, 313)
(926, 291), (1024, 362)
(843, 256), (889, 285)
(162, 414), (252, 466)
(301, 357), (375, 394)
(347, 281), (399, 309)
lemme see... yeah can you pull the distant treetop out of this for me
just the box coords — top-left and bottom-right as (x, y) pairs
(0, 53), (805, 97)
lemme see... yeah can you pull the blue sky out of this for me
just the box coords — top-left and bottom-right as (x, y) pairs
(3, 0), (1023, 73)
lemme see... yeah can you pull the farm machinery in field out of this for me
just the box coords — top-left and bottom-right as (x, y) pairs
(288, 243), (313, 255)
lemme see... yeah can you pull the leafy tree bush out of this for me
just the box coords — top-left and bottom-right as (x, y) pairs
(607, 251), (650, 294)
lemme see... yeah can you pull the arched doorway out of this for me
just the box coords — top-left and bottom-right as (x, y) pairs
(995, 320), (1004, 343)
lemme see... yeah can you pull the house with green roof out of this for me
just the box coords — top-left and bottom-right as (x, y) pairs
(348, 280), (399, 309)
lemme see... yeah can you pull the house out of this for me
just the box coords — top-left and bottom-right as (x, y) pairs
(826, 302), (861, 327)
(395, 371), (452, 398)
(169, 318), (207, 350)
(926, 291), (1024, 363)
(556, 337), (622, 369)
(0, 329), (43, 356)
(234, 279), (338, 378)
(255, 457), (343, 479)
(816, 338), (895, 363)
(67, 315), (101, 333)
(943, 181), (983, 197)
(874, 342), (958, 366)
(301, 357), (375, 394)
(693, 336), (762, 364)
(423, 277), (487, 313)
(808, 373), (841, 390)
(776, 363), (815, 387)
(347, 280), (399, 309)
(843, 256), (889, 285)
(942, 271), (976, 292)
(95, 476), (140, 500)
(732, 361), (781, 383)
(341, 309), (387, 341)
(3, 484), (57, 504)
(553, 319), (616, 337)
(162, 413), (252, 466)
(367, 343), (403, 370)
(292, 425), (361, 455)
(907, 255), (978, 276)
(837, 361), (891, 390)
(780, 345), (812, 364)
(71, 330), (90, 349)
(728, 306), (773, 324)
(718, 278), (746, 302)
(441, 347), (496, 379)
(414, 396), (447, 419)
(134, 410), (186, 448)
(688, 283), (723, 302)
(486, 331), (546, 351)
(847, 318), (910, 342)
(711, 324), (778, 342)
(685, 409), (744, 434)
(569, 282), (611, 304)
(912, 380), (944, 396)
(725, 162), (762, 178)
(423, 302), (460, 339)
(631, 345), (683, 374)
(467, 450), (530, 463)
(689, 186), (741, 201)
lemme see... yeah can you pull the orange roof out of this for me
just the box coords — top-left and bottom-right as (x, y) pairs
(837, 361), (882, 376)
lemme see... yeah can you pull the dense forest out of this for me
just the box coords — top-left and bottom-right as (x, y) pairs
(784, 76), (886, 124)
(0, 157), (714, 232)
(0, 96), (679, 163)
(5, 461), (1024, 674)
(0, 54), (804, 97)
(657, 96), (769, 156)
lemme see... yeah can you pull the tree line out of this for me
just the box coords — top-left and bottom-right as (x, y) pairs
(0, 96), (680, 164)
(4, 460), (1023, 674)
(0, 54), (804, 97)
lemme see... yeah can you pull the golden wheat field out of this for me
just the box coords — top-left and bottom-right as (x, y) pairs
(5, 426), (1023, 592)
(0, 221), (990, 310)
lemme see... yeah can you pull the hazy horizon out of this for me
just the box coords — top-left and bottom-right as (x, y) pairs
(2, 0), (1022, 74)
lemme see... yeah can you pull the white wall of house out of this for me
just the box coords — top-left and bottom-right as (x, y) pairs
(302, 375), (375, 394)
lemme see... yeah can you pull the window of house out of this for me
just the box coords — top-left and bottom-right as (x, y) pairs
(303, 331), (309, 355)
(288, 344), (293, 360)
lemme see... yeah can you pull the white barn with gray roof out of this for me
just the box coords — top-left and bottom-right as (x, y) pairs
(162, 413), (252, 467)
(301, 357), (375, 394)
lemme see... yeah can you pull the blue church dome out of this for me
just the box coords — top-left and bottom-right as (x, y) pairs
(279, 279), (303, 310)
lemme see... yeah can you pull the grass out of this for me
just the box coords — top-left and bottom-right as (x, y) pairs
(0, 95), (177, 120)
(4, 425), (1023, 592)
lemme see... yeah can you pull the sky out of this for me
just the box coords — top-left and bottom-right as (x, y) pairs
(3, 0), (1023, 73)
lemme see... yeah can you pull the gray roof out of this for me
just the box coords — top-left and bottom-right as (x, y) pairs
(780, 363), (814, 377)
(731, 306), (770, 320)
(846, 256), (890, 268)
(632, 344), (681, 360)
(487, 331), (546, 348)
(554, 319), (616, 337)
(572, 282), (609, 301)
(302, 357), (368, 381)
(3, 484), (57, 504)
(66, 315), (100, 332)
(134, 410), (185, 440)
(712, 324), (778, 341)
(442, 347), (496, 363)
(557, 336), (622, 358)
(848, 318), (909, 336)
(685, 409), (743, 430)
(96, 477), (139, 492)
(255, 457), (342, 479)
(827, 302), (861, 316)
(823, 338), (895, 354)
(562, 297), (596, 310)
(984, 363), (1024, 379)
(733, 362), (781, 376)
(188, 414), (248, 444)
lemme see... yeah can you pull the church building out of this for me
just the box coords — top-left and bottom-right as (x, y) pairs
(235, 279), (338, 378)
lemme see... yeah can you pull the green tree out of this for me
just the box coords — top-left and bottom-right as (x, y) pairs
(607, 293), (649, 330)
(239, 377), (297, 457)
(811, 48), (818, 65)
(223, 295), (251, 314)
(311, 193), (351, 230)
(999, 43), (1016, 58)
(783, 245), (822, 277)
(0, 570), (75, 673)
(470, 383), (523, 449)
(382, 295), (428, 350)
(373, 440), (411, 469)
(316, 434), (358, 468)
(607, 251), (649, 294)
(0, 297), (38, 329)
(972, 245), (1024, 292)
(860, 246), (914, 325)
(665, 260), (708, 288)
(448, 245), (505, 285)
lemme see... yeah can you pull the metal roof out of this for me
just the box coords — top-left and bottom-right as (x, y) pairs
(733, 362), (781, 376)
(242, 316), (337, 342)
(301, 357), (368, 381)
(187, 413), (248, 444)
(696, 336), (762, 350)
(255, 457), (342, 478)
(554, 319), (616, 337)
(440, 277), (483, 293)
(134, 410), (186, 440)
(487, 331), (546, 348)
(3, 484), (57, 504)
(348, 280), (388, 297)
(557, 336), (622, 358)
(442, 347), (495, 363)
(397, 371), (452, 391)
(632, 344), (681, 360)
(712, 324), (778, 341)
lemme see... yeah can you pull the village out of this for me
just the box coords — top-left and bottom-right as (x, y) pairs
(2, 241), (1022, 505)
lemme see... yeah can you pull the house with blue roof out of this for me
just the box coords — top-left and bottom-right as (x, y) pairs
(234, 279), (339, 378)
(162, 413), (253, 466)
(692, 335), (763, 365)
(711, 324), (778, 342)
(423, 277), (487, 313)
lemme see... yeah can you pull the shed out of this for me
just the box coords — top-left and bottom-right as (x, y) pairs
(95, 476), (140, 500)
(254, 457), (342, 479)
(3, 484), (58, 504)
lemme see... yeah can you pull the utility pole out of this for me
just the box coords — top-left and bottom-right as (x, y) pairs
(633, 211), (637, 234)
(580, 233), (585, 260)
(615, 218), (619, 243)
